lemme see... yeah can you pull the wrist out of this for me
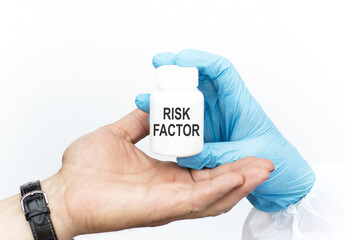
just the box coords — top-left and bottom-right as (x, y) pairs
(0, 175), (76, 240)
(0, 174), (75, 240)
(41, 173), (76, 240)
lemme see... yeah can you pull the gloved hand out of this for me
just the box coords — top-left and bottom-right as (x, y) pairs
(135, 49), (315, 212)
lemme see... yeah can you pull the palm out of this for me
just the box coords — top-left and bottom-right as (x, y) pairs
(60, 127), (196, 232)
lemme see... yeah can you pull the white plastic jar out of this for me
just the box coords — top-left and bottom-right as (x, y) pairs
(150, 65), (204, 157)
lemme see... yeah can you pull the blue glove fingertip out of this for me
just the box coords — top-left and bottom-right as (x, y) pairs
(152, 52), (176, 68)
(177, 144), (214, 170)
(177, 155), (205, 170)
(135, 93), (150, 113)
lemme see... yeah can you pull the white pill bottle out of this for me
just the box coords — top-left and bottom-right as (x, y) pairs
(150, 65), (204, 157)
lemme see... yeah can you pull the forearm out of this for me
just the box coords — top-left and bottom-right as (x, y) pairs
(0, 193), (32, 239)
(0, 175), (75, 240)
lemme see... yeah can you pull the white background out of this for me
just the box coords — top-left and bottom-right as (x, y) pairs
(1, 1), (345, 239)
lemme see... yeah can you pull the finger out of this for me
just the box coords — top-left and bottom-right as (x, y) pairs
(152, 52), (176, 68)
(150, 171), (244, 225)
(135, 52), (177, 113)
(177, 138), (269, 169)
(151, 158), (272, 225)
(190, 162), (234, 181)
(151, 49), (242, 97)
(175, 49), (243, 96)
(206, 167), (271, 217)
(190, 157), (273, 182)
(186, 171), (244, 213)
(104, 108), (149, 144)
(150, 49), (255, 143)
(186, 158), (272, 219)
(135, 93), (150, 113)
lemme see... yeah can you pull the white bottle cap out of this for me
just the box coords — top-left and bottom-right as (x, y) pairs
(156, 65), (198, 90)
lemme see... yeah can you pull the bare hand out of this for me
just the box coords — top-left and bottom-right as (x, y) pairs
(43, 109), (273, 239)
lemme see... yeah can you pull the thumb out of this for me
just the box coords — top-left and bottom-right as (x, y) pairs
(104, 108), (149, 144)
(177, 139), (263, 169)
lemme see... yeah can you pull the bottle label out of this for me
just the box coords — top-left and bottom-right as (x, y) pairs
(152, 107), (200, 137)
(150, 96), (204, 157)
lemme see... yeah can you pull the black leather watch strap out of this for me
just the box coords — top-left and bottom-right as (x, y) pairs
(20, 181), (58, 240)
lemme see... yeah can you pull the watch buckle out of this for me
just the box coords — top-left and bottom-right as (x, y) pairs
(20, 190), (49, 212)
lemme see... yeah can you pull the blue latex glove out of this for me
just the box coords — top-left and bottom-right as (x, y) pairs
(135, 49), (315, 212)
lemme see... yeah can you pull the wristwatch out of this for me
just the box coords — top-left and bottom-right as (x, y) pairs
(20, 180), (58, 240)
